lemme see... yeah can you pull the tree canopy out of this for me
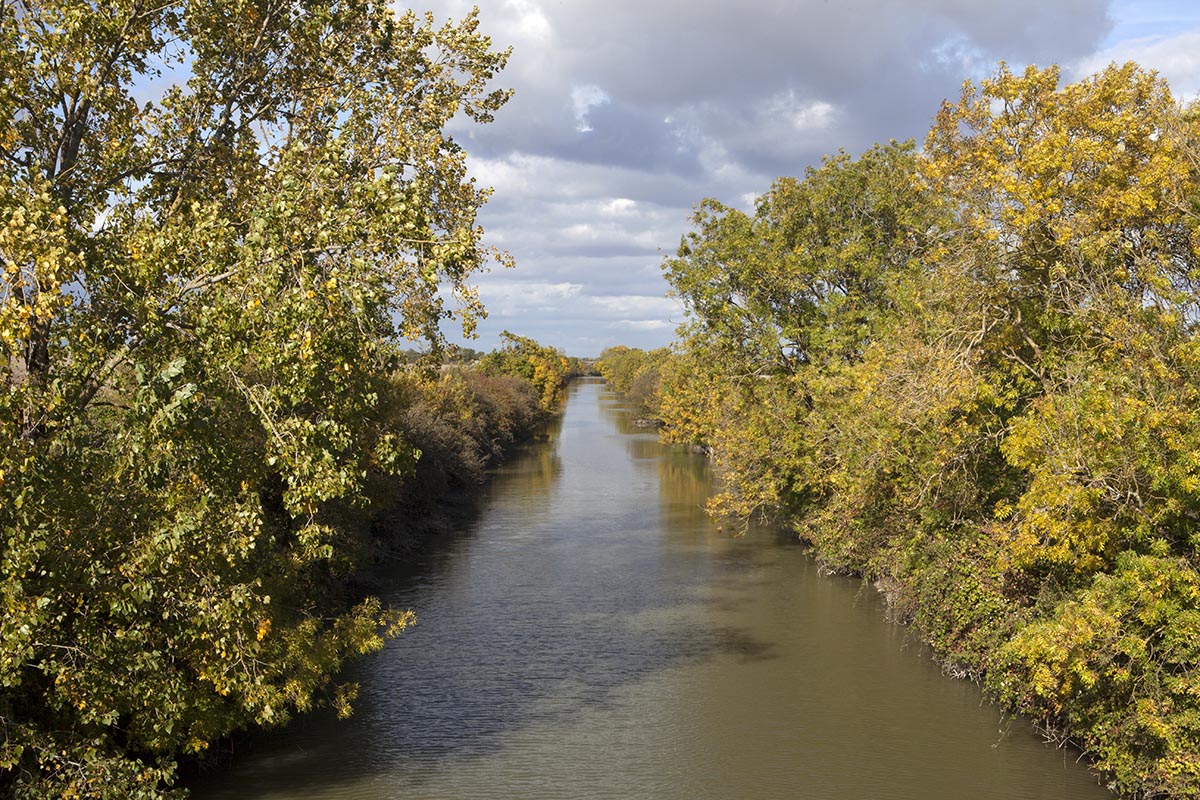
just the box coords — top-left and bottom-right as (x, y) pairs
(477, 331), (570, 412)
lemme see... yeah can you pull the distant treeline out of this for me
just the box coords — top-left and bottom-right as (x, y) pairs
(602, 63), (1200, 799)
(396, 342), (595, 378)
(595, 345), (670, 422)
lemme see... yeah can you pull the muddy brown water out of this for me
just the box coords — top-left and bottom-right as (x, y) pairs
(188, 377), (1113, 800)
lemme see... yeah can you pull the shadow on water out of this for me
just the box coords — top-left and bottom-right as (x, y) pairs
(203, 620), (775, 796)
(356, 408), (567, 590)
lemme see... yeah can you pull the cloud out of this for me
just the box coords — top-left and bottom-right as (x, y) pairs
(600, 198), (638, 217)
(452, 0), (1109, 180)
(1073, 28), (1200, 100)
(588, 294), (683, 319)
(424, 0), (1124, 355)
(610, 319), (675, 332)
(571, 84), (609, 133)
(503, 0), (552, 42)
(476, 281), (583, 315)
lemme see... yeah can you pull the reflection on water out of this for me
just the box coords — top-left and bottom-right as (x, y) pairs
(188, 378), (1112, 800)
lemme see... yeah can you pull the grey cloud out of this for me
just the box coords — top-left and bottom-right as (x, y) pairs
(542, 240), (660, 259)
(422, 0), (1119, 355)
(544, 0), (1109, 104)
(562, 99), (704, 175)
(934, 0), (1112, 58)
(455, 90), (703, 177)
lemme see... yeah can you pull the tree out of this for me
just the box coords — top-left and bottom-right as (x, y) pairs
(661, 140), (934, 524)
(595, 345), (669, 419)
(0, 2), (509, 796)
(924, 63), (1200, 578)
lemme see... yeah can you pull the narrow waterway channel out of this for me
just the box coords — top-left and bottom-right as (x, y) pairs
(189, 377), (1112, 800)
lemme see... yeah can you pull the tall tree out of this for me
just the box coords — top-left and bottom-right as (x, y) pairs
(924, 63), (1200, 577)
(661, 140), (934, 523)
(0, 3), (509, 796)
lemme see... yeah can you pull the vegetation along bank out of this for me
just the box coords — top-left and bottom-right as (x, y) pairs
(0, 3), (584, 797)
(601, 63), (1200, 800)
(4, 0), (1199, 795)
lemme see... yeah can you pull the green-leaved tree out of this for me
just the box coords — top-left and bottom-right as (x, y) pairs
(0, 2), (509, 796)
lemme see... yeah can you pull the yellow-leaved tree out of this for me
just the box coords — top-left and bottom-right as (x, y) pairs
(924, 63), (1200, 578)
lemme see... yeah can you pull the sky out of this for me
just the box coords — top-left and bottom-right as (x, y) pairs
(422, 0), (1200, 357)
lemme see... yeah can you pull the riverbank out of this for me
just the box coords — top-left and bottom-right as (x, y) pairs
(625, 64), (1200, 800)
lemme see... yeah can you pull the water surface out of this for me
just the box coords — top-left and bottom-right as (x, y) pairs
(190, 378), (1111, 799)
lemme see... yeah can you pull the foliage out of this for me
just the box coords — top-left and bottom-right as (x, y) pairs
(0, 2), (509, 797)
(661, 139), (935, 525)
(923, 62), (1200, 582)
(380, 366), (542, 499)
(991, 552), (1200, 798)
(564, 356), (598, 378)
(476, 331), (569, 412)
(659, 62), (1200, 798)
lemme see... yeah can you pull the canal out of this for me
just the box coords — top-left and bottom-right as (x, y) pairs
(190, 377), (1111, 799)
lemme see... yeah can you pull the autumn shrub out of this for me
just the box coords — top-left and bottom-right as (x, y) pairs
(372, 367), (544, 510)
(989, 553), (1200, 798)
(463, 372), (544, 459)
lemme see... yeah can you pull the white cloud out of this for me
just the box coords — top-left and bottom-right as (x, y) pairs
(467, 154), (534, 197)
(601, 198), (638, 216)
(571, 84), (610, 132)
(476, 281), (583, 316)
(501, 0), (552, 43)
(563, 222), (600, 242)
(611, 319), (675, 331)
(762, 91), (837, 133)
(792, 101), (836, 132)
(1073, 29), (1200, 100)
(479, 281), (582, 300)
(588, 294), (682, 319)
